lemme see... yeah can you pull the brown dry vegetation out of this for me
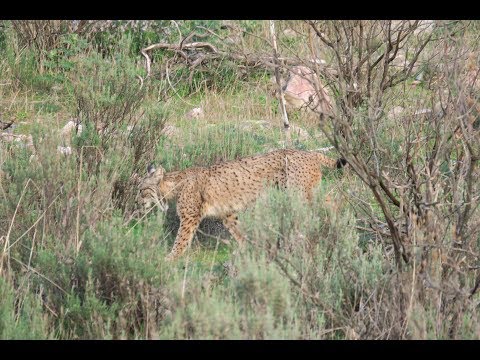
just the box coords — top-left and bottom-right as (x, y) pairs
(0, 20), (479, 339)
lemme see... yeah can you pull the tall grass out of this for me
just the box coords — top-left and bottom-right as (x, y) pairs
(0, 20), (479, 339)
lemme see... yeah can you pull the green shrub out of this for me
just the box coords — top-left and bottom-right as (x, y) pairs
(0, 277), (50, 339)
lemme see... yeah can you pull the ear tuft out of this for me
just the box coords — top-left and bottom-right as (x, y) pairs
(147, 163), (156, 176)
(336, 158), (347, 169)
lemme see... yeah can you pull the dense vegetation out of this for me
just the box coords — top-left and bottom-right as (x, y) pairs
(0, 20), (479, 339)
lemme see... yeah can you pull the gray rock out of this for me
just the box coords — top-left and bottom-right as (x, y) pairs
(186, 107), (205, 120)
(57, 146), (73, 155)
(61, 119), (82, 140)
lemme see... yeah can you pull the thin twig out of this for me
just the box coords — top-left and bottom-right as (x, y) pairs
(11, 256), (68, 295)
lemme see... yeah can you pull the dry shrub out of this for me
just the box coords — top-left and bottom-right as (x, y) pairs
(293, 20), (480, 338)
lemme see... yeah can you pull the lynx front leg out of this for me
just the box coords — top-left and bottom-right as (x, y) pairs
(165, 215), (202, 261)
(222, 213), (247, 248)
(165, 185), (203, 262)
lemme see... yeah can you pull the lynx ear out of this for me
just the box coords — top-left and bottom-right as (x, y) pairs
(336, 158), (348, 169)
(147, 163), (165, 181)
(147, 163), (156, 176)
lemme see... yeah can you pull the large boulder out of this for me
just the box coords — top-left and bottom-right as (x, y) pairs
(282, 65), (335, 117)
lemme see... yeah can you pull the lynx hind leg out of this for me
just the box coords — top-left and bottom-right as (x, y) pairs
(222, 213), (247, 248)
(165, 186), (203, 262)
(304, 188), (314, 204)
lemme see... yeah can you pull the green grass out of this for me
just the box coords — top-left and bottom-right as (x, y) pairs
(1, 20), (480, 340)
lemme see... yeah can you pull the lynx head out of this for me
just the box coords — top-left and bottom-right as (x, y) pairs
(135, 163), (169, 216)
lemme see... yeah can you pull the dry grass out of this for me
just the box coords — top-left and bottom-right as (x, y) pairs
(0, 20), (479, 339)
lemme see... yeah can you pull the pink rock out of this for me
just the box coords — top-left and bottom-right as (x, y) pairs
(283, 66), (334, 117)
